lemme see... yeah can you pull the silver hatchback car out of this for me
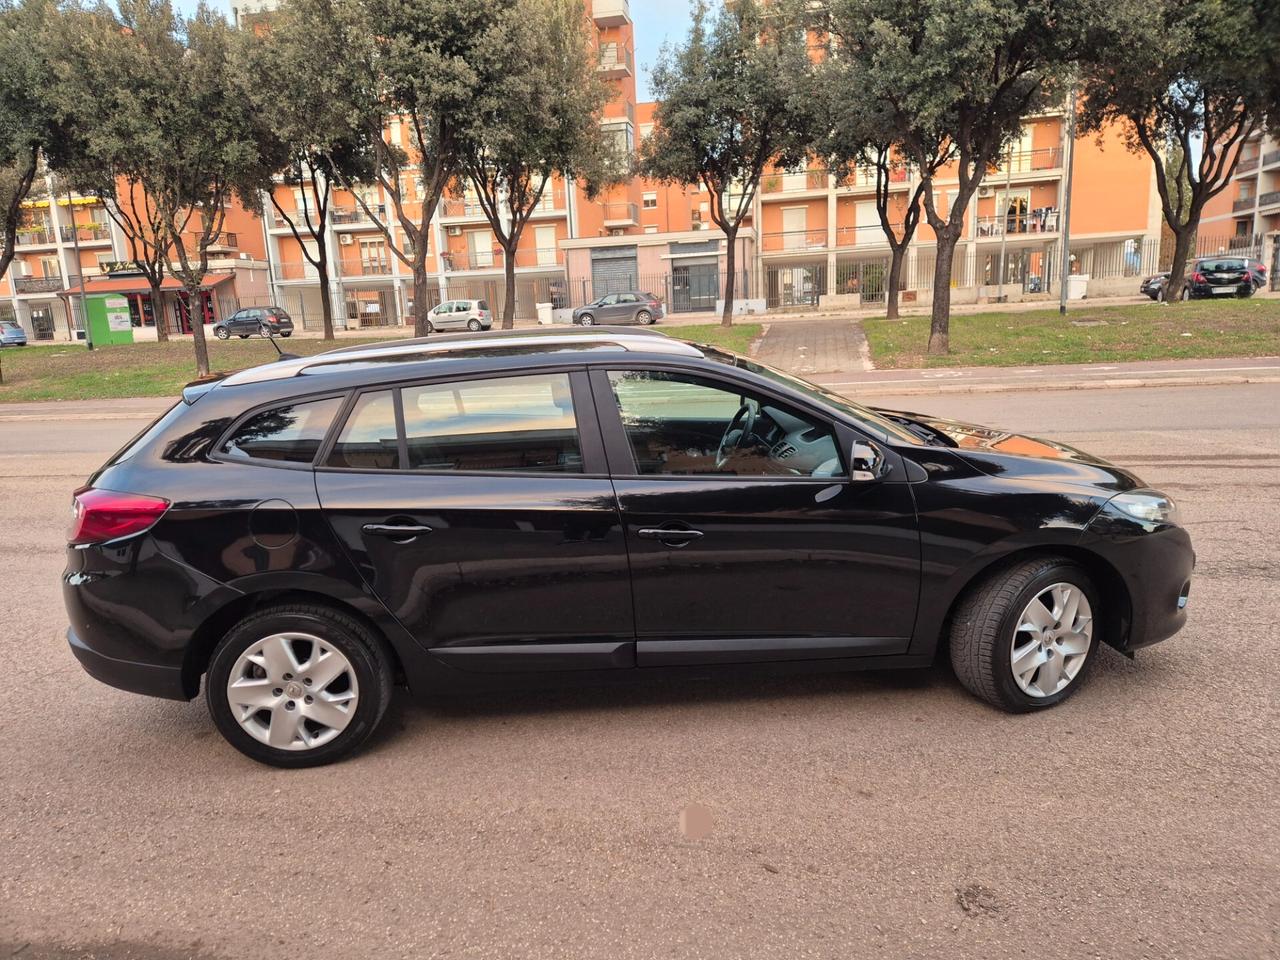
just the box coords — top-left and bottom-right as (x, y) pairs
(427, 299), (493, 332)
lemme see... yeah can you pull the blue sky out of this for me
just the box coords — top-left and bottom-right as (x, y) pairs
(180, 0), (692, 101)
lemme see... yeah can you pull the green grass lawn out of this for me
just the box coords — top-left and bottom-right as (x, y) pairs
(0, 322), (764, 404)
(863, 298), (1280, 368)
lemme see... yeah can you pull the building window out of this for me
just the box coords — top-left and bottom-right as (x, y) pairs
(642, 192), (657, 209)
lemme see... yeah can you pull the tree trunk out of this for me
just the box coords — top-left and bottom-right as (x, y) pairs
(928, 235), (958, 355)
(412, 259), (431, 336)
(1165, 228), (1194, 303)
(501, 242), (518, 330)
(721, 226), (738, 327)
(149, 277), (169, 342)
(885, 245), (905, 320)
(316, 246), (335, 340)
(187, 285), (211, 377)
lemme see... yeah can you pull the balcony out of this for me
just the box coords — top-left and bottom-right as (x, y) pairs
(439, 198), (489, 221)
(1237, 155), (1260, 174)
(992, 147), (1064, 176)
(1258, 190), (1280, 210)
(439, 247), (564, 272)
(15, 276), (63, 294)
(1263, 150), (1280, 169)
(342, 259), (393, 277)
(206, 232), (239, 252)
(975, 208), (1060, 237)
(835, 223), (903, 247)
(598, 43), (633, 78)
(331, 204), (386, 226)
(761, 228), (827, 253)
(61, 223), (112, 244)
(601, 201), (639, 227)
(16, 226), (55, 247)
(592, 0), (629, 27)
(1234, 196), (1257, 212)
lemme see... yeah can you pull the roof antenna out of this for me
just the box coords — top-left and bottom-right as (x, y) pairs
(261, 320), (300, 361)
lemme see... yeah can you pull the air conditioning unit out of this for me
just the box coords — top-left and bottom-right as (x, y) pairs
(609, 228), (625, 237)
(447, 226), (463, 237)
(339, 234), (353, 245)
(978, 186), (995, 198)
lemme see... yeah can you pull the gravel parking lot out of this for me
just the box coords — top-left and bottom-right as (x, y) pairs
(2, 383), (1277, 960)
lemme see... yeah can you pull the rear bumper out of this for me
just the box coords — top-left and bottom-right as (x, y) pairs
(67, 626), (189, 700)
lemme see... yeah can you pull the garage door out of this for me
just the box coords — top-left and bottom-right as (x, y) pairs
(590, 246), (638, 299)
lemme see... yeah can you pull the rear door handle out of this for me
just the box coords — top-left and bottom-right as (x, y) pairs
(637, 527), (705, 545)
(362, 523), (433, 539)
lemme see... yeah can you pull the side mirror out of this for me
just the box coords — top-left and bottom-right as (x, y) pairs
(850, 439), (887, 482)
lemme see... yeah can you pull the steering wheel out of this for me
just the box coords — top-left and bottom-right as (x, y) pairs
(715, 400), (758, 470)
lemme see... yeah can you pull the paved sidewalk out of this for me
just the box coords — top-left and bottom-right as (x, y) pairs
(752, 318), (872, 374)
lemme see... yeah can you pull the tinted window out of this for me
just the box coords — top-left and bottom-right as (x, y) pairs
(608, 371), (842, 477)
(402, 373), (582, 473)
(1200, 259), (1246, 271)
(327, 391), (399, 470)
(222, 397), (342, 463)
(477, 300), (489, 311)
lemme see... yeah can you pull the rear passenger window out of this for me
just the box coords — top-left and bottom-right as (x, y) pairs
(222, 397), (342, 463)
(327, 391), (399, 470)
(402, 373), (581, 473)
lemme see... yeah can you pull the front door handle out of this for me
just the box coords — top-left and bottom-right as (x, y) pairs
(637, 526), (705, 545)
(362, 523), (433, 541)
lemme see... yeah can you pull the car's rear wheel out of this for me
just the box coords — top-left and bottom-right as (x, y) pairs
(425, 320), (435, 333)
(215, 326), (230, 340)
(949, 558), (1099, 712)
(1180, 285), (1191, 301)
(467, 319), (482, 331)
(578, 313), (594, 326)
(281, 332), (291, 338)
(206, 604), (393, 767)
(637, 310), (654, 325)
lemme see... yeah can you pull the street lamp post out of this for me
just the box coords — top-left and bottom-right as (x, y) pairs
(1058, 85), (1078, 316)
(65, 186), (93, 350)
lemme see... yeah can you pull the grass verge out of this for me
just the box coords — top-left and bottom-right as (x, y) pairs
(0, 322), (764, 403)
(862, 298), (1280, 368)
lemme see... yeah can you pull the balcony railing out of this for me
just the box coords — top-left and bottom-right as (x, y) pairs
(837, 166), (910, 190)
(601, 201), (639, 225)
(992, 147), (1064, 175)
(16, 226), (54, 246)
(975, 208), (1060, 237)
(15, 276), (63, 294)
(440, 198), (489, 219)
(331, 204), (386, 225)
(1234, 196), (1257, 212)
(761, 228), (827, 252)
(60, 224), (112, 243)
(342, 259), (393, 277)
(598, 43), (633, 77)
(835, 223), (904, 247)
(1258, 190), (1280, 209)
(1237, 155), (1260, 174)
(1263, 150), (1280, 168)
(274, 261), (317, 281)
(440, 247), (564, 271)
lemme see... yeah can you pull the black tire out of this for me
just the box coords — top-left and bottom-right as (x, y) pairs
(281, 332), (291, 338)
(215, 326), (230, 340)
(949, 557), (1100, 713)
(467, 319), (481, 331)
(206, 603), (394, 768)
(425, 320), (435, 334)
(239, 334), (250, 339)
(1180, 285), (1191, 301)
(578, 313), (594, 326)
(637, 310), (654, 325)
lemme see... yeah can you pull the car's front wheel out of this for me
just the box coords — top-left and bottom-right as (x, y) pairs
(214, 326), (230, 340)
(578, 313), (594, 326)
(206, 604), (393, 767)
(949, 557), (1099, 712)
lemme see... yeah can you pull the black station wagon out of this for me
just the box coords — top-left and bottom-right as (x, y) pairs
(64, 328), (1194, 766)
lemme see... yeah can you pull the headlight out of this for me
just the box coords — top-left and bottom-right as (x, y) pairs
(1109, 490), (1180, 525)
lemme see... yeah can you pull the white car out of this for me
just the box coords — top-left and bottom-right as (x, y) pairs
(426, 299), (493, 332)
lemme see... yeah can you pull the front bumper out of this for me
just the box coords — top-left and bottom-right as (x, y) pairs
(1081, 508), (1195, 651)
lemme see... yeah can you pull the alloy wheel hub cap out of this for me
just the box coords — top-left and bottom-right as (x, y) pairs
(1010, 583), (1093, 698)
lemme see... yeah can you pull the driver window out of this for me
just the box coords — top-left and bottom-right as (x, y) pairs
(600, 294), (619, 305)
(607, 370), (844, 477)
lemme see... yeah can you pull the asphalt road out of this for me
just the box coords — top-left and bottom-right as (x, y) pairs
(2, 384), (1277, 960)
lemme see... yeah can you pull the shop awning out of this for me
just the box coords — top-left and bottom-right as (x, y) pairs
(58, 274), (236, 298)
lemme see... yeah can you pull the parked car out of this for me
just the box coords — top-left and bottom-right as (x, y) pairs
(1245, 258), (1268, 291)
(1140, 272), (1169, 301)
(1178, 257), (1255, 300)
(572, 291), (664, 326)
(426, 299), (492, 332)
(214, 306), (294, 340)
(65, 328), (1193, 767)
(0, 319), (27, 346)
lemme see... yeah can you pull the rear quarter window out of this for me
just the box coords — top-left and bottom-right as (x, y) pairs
(221, 397), (344, 464)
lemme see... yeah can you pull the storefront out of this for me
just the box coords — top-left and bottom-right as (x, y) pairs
(61, 269), (236, 338)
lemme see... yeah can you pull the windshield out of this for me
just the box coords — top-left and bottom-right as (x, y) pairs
(701, 347), (922, 445)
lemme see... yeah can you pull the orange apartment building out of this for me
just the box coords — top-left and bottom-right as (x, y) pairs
(0, 171), (272, 342)
(1200, 127), (1280, 287)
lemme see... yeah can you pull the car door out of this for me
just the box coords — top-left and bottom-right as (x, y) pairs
(611, 293), (640, 323)
(315, 369), (636, 672)
(590, 365), (920, 666)
(429, 301), (453, 330)
(594, 294), (620, 320)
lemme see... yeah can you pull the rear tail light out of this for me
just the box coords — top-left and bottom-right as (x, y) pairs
(69, 487), (170, 546)
(1192, 272), (1206, 283)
